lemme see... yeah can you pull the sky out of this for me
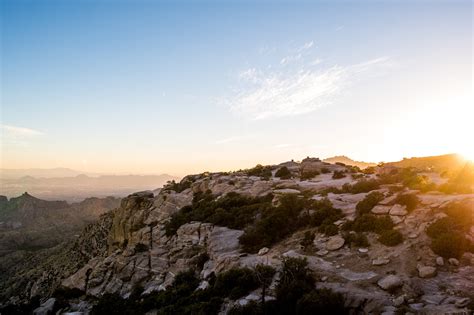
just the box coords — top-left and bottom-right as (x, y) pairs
(1, 0), (472, 176)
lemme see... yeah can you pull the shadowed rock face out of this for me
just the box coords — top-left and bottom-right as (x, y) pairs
(1, 159), (474, 314)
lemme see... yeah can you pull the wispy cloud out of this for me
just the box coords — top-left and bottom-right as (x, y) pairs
(280, 41), (314, 65)
(226, 53), (392, 120)
(1, 124), (44, 137)
(0, 124), (44, 147)
(215, 136), (244, 145)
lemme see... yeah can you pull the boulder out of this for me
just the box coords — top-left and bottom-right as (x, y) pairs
(377, 275), (403, 291)
(316, 249), (329, 256)
(417, 265), (437, 278)
(33, 298), (56, 315)
(258, 247), (269, 255)
(389, 204), (408, 216)
(326, 236), (345, 251)
(393, 295), (405, 306)
(372, 258), (390, 266)
(436, 257), (444, 266)
(448, 258), (459, 266)
(372, 205), (391, 214)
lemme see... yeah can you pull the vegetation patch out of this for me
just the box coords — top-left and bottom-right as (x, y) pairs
(378, 229), (404, 246)
(275, 166), (292, 179)
(245, 164), (273, 180)
(393, 193), (419, 212)
(426, 202), (472, 258)
(165, 191), (273, 236)
(355, 191), (384, 216)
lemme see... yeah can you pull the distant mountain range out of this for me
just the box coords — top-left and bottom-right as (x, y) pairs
(0, 170), (179, 202)
(323, 156), (377, 169)
(0, 167), (98, 179)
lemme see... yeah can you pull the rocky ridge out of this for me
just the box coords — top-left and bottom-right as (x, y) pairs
(1, 158), (473, 314)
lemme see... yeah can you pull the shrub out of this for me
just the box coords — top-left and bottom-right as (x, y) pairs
(343, 232), (369, 248)
(349, 214), (394, 233)
(165, 179), (192, 193)
(318, 223), (339, 236)
(309, 198), (343, 227)
(320, 167), (331, 174)
(301, 170), (320, 181)
(426, 217), (458, 238)
(342, 179), (381, 194)
(393, 193), (419, 212)
(296, 289), (349, 315)
(165, 191), (273, 236)
(426, 206), (472, 258)
(214, 268), (259, 299)
(355, 191), (384, 216)
(431, 232), (467, 258)
(276, 257), (314, 314)
(301, 231), (315, 248)
(378, 229), (403, 246)
(442, 201), (472, 230)
(134, 243), (149, 252)
(275, 166), (292, 179)
(246, 164), (273, 180)
(239, 194), (309, 252)
(332, 170), (346, 179)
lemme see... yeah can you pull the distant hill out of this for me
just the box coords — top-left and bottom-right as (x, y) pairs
(323, 155), (376, 169)
(385, 153), (466, 172)
(0, 168), (94, 179)
(0, 192), (120, 254)
(0, 174), (179, 202)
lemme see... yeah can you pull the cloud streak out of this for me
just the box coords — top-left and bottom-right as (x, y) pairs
(1, 124), (44, 137)
(227, 54), (391, 120)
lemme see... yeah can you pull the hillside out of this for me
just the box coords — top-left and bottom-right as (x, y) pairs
(385, 154), (467, 172)
(1, 158), (473, 314)
(323, 156), (377, 169)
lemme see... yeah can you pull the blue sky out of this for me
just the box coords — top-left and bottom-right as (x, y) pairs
(1, 0), (472, 175)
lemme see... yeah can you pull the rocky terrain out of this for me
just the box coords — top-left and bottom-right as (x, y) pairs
(1, 156), (473, 314)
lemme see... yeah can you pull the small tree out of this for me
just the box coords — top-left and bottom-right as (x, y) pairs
(255, 264), (276, 306)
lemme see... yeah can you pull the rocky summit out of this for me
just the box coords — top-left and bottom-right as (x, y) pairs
(0, 158), (473, 314)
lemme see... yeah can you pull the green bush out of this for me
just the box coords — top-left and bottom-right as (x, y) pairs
(318, 223), (339, 236)
(355, 191), (384, 216)
(165, 179), (192, 193)
(239, 194), (310, 252)
(426, 205), (472, 258)
(301, 170), (320, 181)
(295, 289), (349, 315)
(246, 164), (273, 180)
(320, 167), (331, 174)
(343, 232), (369, 248)
(342, 179), (381, 194)
(332, 170), (346, 179)
(308, 198), (343, 227)
(134, 243), (149, 252)
(300, 231), (315, 248)
(165, 191), (273, 236)
(378, 229), (403, 246)
(348, 214), (394, 233)
(431, 232), (467, 258)
(426, 217), (458, 238)
(276, 257), (314, 314)
(275, 166), (292, 179)
(214, 268), (259, 299)
(393, 193), (419, 212)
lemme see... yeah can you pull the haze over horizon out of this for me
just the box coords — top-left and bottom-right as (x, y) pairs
(1, 1), (473, 176)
